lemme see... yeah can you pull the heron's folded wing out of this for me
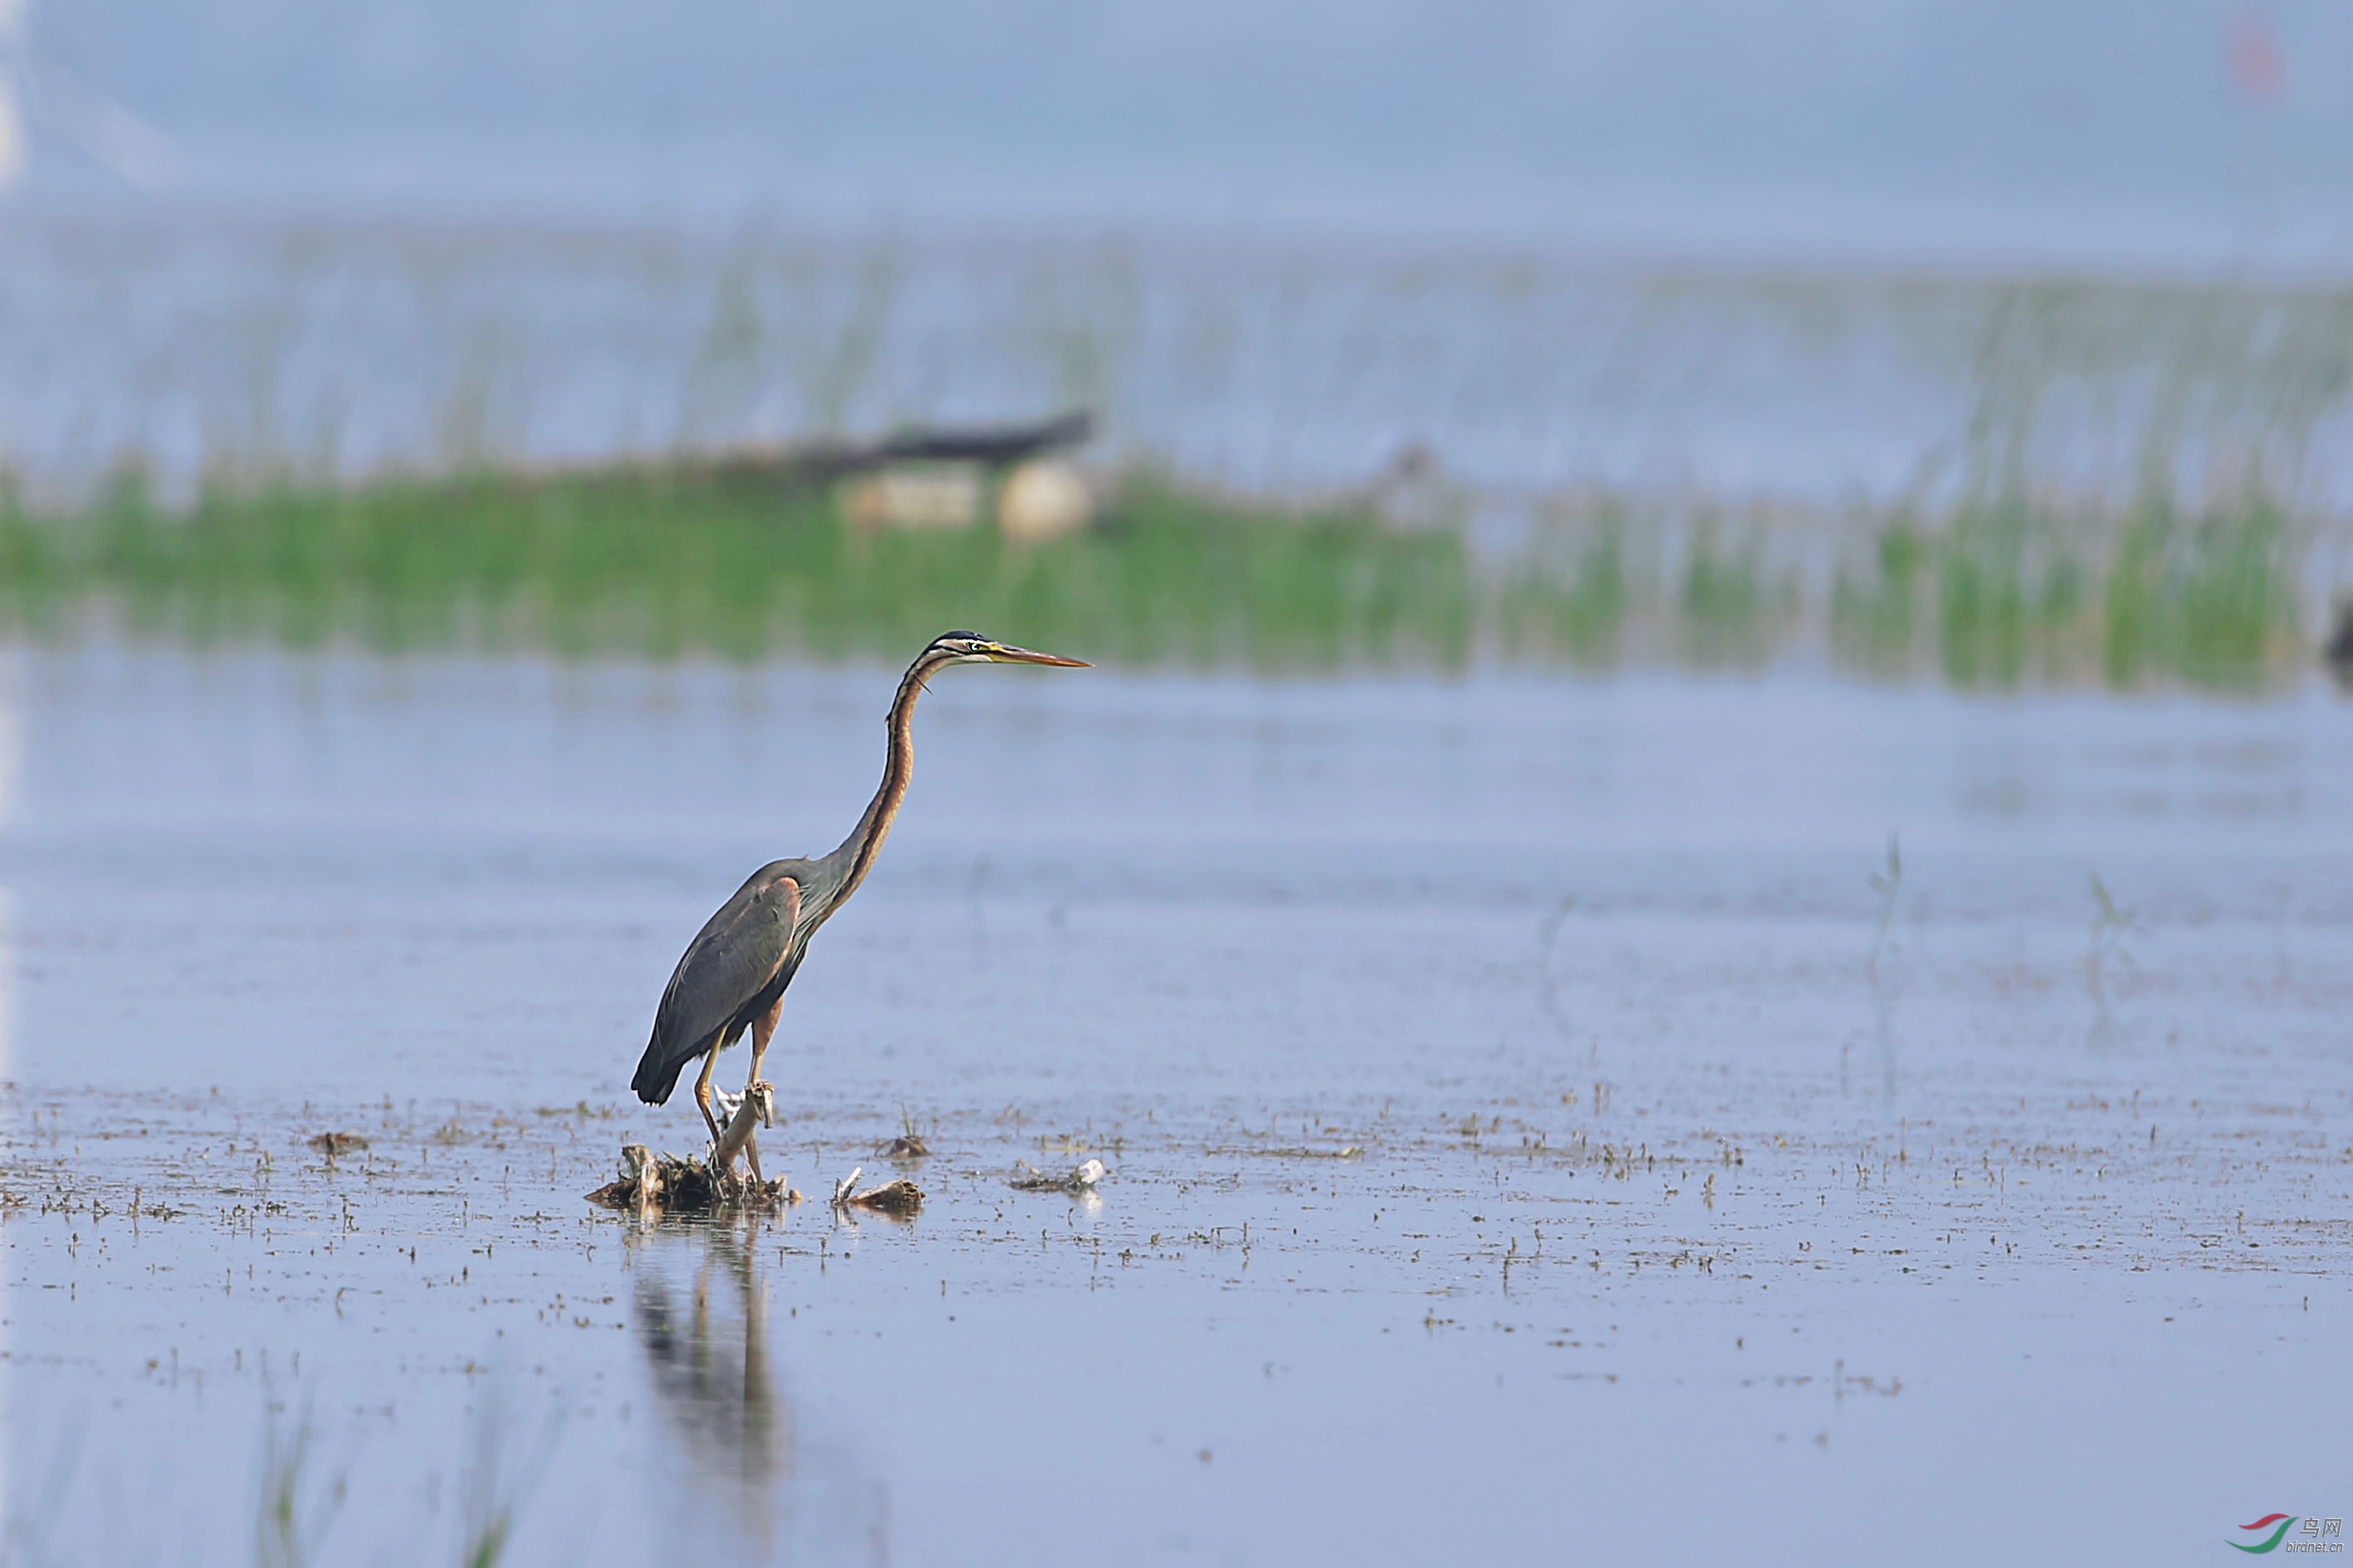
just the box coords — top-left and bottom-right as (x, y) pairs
(634, 874), (801, 1098)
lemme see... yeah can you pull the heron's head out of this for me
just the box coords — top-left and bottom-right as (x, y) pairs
(930, 630), (1090, 668)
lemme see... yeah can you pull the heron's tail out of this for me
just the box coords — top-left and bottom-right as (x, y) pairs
(630, 1037), (686, 1105)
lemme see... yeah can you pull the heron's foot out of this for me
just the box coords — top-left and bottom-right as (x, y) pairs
(696, 1090), (734, 1175)
(744, 1131), (765, 1185)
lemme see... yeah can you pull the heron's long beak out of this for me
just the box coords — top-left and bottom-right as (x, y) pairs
(986, 642), (1090, 668)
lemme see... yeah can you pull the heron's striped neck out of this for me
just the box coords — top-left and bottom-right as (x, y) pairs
(827, 644), (956, 906)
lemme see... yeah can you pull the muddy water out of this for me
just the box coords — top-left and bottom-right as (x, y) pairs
(4, 646), (2351, 1564)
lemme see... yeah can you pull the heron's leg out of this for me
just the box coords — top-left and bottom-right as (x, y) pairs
(742, 996), (783, 1184)
(744, 996), (782, 1093)
(692, 1043), (724, 1148)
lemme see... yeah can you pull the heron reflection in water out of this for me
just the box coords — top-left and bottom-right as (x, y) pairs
(631, 1223), (793, 1552)
(631, 633), (1088, 1175)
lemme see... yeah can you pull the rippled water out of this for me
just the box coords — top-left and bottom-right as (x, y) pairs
(4, 645), (2351, 1563)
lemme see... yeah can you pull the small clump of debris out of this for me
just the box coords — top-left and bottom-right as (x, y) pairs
(586, 1143), (792, 1215)
(877, 1104), (931, 1160)
(829, 1165), (924, 1215)
(1008, 1157), (1107, 1193)
(307, 1131), (370, 1159)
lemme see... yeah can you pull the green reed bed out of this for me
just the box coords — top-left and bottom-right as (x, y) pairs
(0, 461), (2321, 689)
(0, 464), (1475, 673)
(1826, 490), (2307, 690)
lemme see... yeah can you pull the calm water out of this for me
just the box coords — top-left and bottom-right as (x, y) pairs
(4, 644), (2352, 1563)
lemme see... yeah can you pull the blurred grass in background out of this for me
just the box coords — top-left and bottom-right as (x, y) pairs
(1827, 490), (2303, 689)
(0, 464), (1475, 673)
(0, 456), (2316, 689)
(0, 227), (2343, 690)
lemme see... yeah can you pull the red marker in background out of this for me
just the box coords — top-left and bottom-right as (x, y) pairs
(2226, 2), (2287, 106)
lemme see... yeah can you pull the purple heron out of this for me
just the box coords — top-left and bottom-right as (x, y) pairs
(630, 633), (1088, 1175)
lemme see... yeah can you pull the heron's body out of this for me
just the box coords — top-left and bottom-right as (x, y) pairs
(630, 632), (1086, 1173)
(627, 856), (824, 1108)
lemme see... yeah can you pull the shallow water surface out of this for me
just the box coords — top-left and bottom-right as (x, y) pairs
(4, 646), (2351, 1564)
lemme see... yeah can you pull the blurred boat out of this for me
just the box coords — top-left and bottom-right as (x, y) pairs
(821, 412), (1096, 538)
(794, 411), (1092, 486)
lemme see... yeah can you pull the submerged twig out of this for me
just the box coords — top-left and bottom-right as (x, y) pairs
(1867, 833), (1902, 984)
(2085, 870), (2140, 1000)
(1535, 894), (1578, 1040)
